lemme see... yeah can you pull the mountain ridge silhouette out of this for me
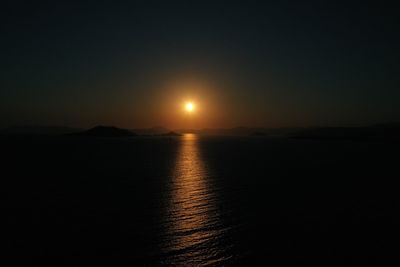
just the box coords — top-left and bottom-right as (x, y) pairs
(70, 126), (137, 137)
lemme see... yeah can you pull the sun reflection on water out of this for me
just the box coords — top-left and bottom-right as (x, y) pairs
(161, 134), (229, 266)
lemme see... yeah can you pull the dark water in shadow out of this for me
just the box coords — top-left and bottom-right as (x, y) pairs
(2, 134), (400, 265)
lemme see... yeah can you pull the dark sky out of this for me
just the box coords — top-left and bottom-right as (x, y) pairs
(1, 0), (399, 128)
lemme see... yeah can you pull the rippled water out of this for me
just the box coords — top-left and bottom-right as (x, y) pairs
(160, 134), (230, 266)
(3, 134), (400, 265)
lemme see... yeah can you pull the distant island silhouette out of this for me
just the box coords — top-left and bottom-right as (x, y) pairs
(1, 123), (399, 140)
(130, 126), (170, 135)
(70, 126), (137, 137)
(291, 123), (400, 141)
(250, 131), (269, 136)
(160, 131), (182, 136)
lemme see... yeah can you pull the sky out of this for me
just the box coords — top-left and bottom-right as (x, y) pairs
(1, 0), (399, 129)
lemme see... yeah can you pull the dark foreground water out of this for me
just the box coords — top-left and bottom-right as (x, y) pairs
(2, 134), (400, 266)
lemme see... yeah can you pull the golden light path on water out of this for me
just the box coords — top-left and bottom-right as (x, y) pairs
(161, 134), (231, 266)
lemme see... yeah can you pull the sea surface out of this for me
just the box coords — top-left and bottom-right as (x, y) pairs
(2, 134), (399, 266)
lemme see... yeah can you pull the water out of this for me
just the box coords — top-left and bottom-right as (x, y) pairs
(2, 134), (400, 265)
(160, 134), (230, 265)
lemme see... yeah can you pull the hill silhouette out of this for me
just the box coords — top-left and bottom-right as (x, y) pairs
(130, 126), (170, 135)
(71, 126), (137, 137)
(291, 123), (400, 141)
(160, 131), (182, 136)
(251, 131), (269, 136)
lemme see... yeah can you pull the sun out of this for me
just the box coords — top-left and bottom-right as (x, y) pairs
(185, 102), (195, 113)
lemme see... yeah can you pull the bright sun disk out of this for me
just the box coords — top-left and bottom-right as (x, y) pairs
(185, 102), (195, 112)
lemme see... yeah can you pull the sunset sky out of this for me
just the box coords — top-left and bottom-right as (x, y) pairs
(1, 1), (399, 129)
